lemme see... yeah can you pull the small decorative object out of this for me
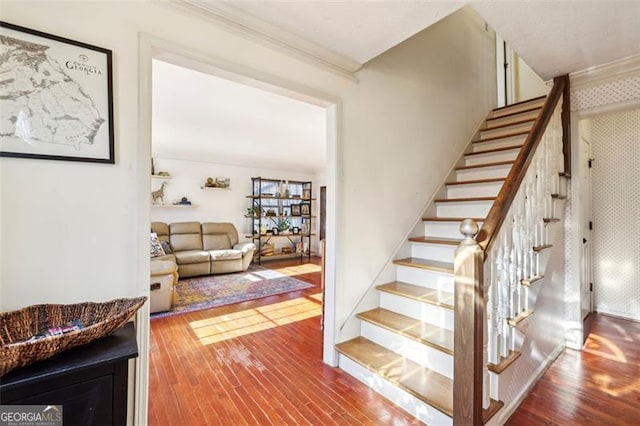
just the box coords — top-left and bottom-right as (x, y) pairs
(260, 225), (267, 235)
(292, 227), (300, 235)
(266, 208), (277, 217)
(295, 242), (302, 253)
(291, 204), (301, 216)
(174, 196), (191, 205)
(283, 207), (291, 217)
(301, 203), (311, 216)
(282, 246), (293, 254)
(158, 171), (171, 177)
(0, 22), (114, 164)
(272, 227), (279, 235)
(277, 218), (291, 232)
(303, 242), (309, 253)
(151, 182), (167, 204)
(266, 230), (273, 236)
(246, 206), (262, 217)
(0, 297), (147, 376)
(260, 242), (274, 256)
(303, 189), (311, 199)
(283, 180), (290, 198)
(206, 177), (214, 186)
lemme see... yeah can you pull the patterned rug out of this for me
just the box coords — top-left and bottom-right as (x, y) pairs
(151, 264), (314, 319)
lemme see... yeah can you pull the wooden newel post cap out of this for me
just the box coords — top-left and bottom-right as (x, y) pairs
(460, 219), (479, 241)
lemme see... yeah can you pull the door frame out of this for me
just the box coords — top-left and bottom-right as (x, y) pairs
(137, 33), (341, 425)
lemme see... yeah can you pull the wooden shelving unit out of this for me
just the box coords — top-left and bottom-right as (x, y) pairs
(248, 177), (314, 264)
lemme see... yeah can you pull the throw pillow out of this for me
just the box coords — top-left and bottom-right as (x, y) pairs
(150, 232), (165, 257)
(160, 240), (172, 254)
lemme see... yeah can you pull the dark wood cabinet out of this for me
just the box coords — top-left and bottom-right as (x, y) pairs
(1, 322), (138, 426)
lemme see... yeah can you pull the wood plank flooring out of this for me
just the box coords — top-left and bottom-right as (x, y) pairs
(507, 314), (640, 425)
(148, 257), (420, 425)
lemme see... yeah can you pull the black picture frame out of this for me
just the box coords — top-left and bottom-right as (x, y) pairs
(301, 203), (310, 216)
(272, 227), (279, 235)
(291, 204), (301, 216)
(0, 21), (114, 163)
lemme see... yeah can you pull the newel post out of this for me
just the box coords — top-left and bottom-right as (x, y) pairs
(453, 219), (484, 425)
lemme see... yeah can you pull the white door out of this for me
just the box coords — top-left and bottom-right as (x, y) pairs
(579, 120), (593, 320)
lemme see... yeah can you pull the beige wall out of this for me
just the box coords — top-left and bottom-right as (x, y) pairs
(514, 54), (549, 101)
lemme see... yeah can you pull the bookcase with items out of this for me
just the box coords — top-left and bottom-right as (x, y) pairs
(246, 177), (314, 264)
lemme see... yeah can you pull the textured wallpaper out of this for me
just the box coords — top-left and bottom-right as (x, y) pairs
(591, 109), (640, 320)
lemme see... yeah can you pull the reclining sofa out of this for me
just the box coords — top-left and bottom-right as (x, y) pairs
(151, 221), (256, 278)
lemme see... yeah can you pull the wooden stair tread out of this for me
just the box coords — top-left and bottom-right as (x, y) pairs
(456, 160), (514, 170)
(423, 217), (485, 222)
(522, 275), (544, 287)
(559, 172), (572, 178)
(551, 193), (567, 199)
(532, 244), (552, 252)
(543, 217), (560, 223)
(393, 257), (454, 274)
(508, 309), (534, 327)
(435, 196), (496, 203)
(492, 95), (546, 112)
(336, 337), (454, 417)
(358, 308), (454, 354)
(446, 178), (505, 186)
(408, 236), (461, 245)
(336, 337), (505, 422)
(466, 144), (523, 156)
(487, 105), (542, 122)
(483, 118), (536, 131)
(377, 281), (454, 310)
(475, 130), (530, 143)
(488, 350), (522, 374)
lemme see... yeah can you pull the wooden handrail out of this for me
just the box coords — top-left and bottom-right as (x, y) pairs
(475, 75), (569, 252)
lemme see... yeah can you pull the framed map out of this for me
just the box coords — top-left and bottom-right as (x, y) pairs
(0, 21), (114, 163)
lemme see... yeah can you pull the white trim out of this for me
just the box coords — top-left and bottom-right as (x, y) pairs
(495, 343), (565, 424)
(136, 32), (342, 421)
(570, 53), (640, 90)
(170, 0), (361, 79)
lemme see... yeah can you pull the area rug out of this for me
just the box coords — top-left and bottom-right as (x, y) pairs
(151, 265), (314, 319)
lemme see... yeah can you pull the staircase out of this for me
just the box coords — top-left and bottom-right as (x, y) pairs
(336, 95), (559, 425)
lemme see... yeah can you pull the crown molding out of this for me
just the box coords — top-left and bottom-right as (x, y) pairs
(570, 53), (640, 90)
(170, 0), (361, 80)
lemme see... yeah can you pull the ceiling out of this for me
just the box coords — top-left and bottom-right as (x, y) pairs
(187, 0), (640, 79)
(152, 60), (327, 173)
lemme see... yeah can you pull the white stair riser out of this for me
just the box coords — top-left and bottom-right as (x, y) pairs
(360, 321), (453, 378)
(485, 109), (540, 128)
(456, 164), (512, 181)
(396, 265), (454, 293)
(338, 354), (453, 426)
(447, 181), (503, 198)
(424, 221), (484, 239)
(411, 242), (457, 262)
(436, 200), (493, 217)
(489, 98), (546, 118)
(379, 292), (454, 330)
(472, 134), (528, 152)
(464, 148), (520, 166)
(479, 122), (533, 140)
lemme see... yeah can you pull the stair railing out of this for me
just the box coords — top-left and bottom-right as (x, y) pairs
(453, 75), (570, 425)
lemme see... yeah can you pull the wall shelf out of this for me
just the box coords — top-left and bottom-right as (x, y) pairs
(151, 175), (172, 179)
(151, 204), (197, 208)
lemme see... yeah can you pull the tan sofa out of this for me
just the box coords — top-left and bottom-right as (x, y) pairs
(151, 221), (255, 278)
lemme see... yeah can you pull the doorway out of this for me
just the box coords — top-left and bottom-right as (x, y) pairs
(137, 36), (340, 425)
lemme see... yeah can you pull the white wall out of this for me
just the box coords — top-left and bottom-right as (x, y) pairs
(150, 157), (318, 252)
(514, 54), (549, 102)
(336, 6), (496, 336)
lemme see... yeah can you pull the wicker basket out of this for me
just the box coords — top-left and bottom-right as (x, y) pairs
(0, 296), (147, 377)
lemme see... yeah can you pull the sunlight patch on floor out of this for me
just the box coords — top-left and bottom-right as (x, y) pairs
(270, 263), (322, 277)
(189, 293), (322, 345)
(583, 333), (628, 363)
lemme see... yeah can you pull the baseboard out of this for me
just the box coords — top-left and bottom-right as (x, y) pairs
(595, 309), (640, 323)
(496, 342), (565, 424)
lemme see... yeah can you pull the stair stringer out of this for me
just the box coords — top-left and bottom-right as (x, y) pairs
(488, 195), (570, 424)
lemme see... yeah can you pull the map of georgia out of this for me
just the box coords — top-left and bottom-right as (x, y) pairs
(0, 34), (105, 151)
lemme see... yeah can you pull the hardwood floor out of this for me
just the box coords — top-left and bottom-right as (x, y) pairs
(507, 314), (640, 425)
(148, 257), (420, 425)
